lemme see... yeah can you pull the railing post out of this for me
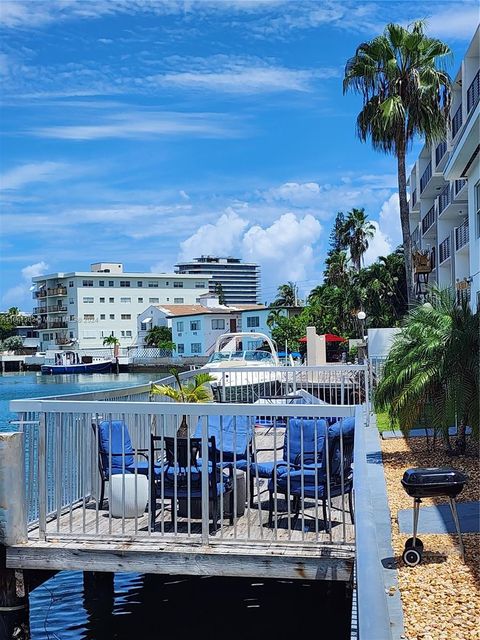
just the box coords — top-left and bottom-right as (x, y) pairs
(200, 416), (209, 544)
(38, 411), (47, 541)
(364, 364), (370, 427)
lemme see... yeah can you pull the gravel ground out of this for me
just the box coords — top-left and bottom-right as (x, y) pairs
(381, 436), (480, 640)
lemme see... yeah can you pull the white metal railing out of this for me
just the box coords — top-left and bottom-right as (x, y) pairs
(11, 400), (361, 549)
(455, 219), (469, 251)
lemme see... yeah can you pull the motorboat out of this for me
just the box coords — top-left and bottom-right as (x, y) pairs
(41, 350), (114, 375)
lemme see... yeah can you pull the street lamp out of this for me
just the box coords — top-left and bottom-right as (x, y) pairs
(356, 311), (367, 362)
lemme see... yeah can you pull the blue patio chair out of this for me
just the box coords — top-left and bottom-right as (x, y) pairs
(93, 419), (151, 508)
(193, 415), (254, 464)
(242, 418), (329, 507)
(268, 417), (355, 532)
(150, 435), (234, 533)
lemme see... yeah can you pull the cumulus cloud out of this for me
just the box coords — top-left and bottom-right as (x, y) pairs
(2, 261), (49, 308)
(378, 193), (402, 247)
(363, 222), (392, 267)
(179, 209), (249, 260)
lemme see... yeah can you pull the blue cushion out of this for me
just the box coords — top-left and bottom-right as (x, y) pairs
(284, 418), (328, 465)
(250, 460), (289, 478)
(194, 415), (253, 459)
(98, 420), (134, 472)
(328, 417), (355, 438)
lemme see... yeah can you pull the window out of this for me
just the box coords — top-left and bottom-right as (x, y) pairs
(69, 315), (75, 321)
(149, 297), (159, 303)
(191, 343), (201, 354)
(177, 321), (184, 332)
(109, 297), (114, 303)
(120, 297), (131, 303)
(109, 314), (115, 320)
(121, 330), (133, 338)
(43, 333), (49, 341)
(177, 344), (185, 354)
(173, 281), (184, 288)
(212, 319), (225, 330)
(476, 181), (480, 238)
(137, 281), (143, 288)
(247, 316), (260, 328)
(174, 297), (184, 303)
(190, 320), (200, 331)
(69, 298), (74, 304)
(100, 314), (105, 320)
(83, 297), (94, 303)
(68, 281), (74, 288)
(148, 282), (159, 288)
(83, 314), (95, 321)
(138, 297), (144, 303)
(121, 314), (131, 320)
(108, 281), (114, 287)
(82, 280), (94, 287)
(99, 280), (105, 287)
(99, 297), (105, 303)
(120, 281), (131, 288)
(195, 282), (206, 288)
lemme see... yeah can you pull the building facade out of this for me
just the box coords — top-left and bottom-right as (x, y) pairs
(32, 263), (209, 350)
(175, 256), (261, 305)
(408, 27), (479, 310)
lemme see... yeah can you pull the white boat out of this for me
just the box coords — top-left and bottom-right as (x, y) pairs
(202, 332), (283, 401)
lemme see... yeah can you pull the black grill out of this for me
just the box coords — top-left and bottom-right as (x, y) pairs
(400, 467), (469, 567)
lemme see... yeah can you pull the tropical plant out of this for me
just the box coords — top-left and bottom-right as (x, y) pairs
(151, 369), (216, 437)
(338, 208), (375, 272)
(145, 325), (174, 351)
(102, 335), (120, 355)
(214, 282), (227, 305)
(375, 288), (479, 454)
(271, 282), (301, 307)
(344, 21), (451, 301)
(0, 336), (23, 351)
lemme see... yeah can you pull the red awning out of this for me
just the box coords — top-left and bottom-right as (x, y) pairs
(299, 334), (346, 343)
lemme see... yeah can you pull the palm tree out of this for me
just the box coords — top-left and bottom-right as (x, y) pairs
(151, 369), (216, 437)
(338, 208), (375, 272)
(272, 282), (300, 307)
(323, 250), (350, 287)
(102, 335), (120, 355)
(344, 21), (451, 301)
(375, 288), (479, 454)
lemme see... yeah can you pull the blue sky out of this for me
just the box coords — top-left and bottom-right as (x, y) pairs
(1, 0), (478, 309)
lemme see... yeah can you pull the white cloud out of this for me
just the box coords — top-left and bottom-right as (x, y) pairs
(0, 162), (66, 190)
(378, 193), (402, 247)
(363, 222), (392, 267)
(2, 261), (49, 307)
(424, 6), (479, 40)
(179, 209), (249, 260)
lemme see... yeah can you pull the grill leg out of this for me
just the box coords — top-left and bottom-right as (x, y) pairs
(448, 497), (465, 562)
(412, 498), (421, 546)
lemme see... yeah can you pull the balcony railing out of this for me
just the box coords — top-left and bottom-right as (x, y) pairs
(411, 189), (417, 207)
(455, 219), (469, 251)
(49, 321), (68, 329)
(48, 305), (67, 313)
(47, 286), (67, 296)
(420, 161), (432, 193)
(435, 140), (447, 166)
(451, 104), (463, 139)
(454, 178), (467, 196)
(467, 70), (480, 114)
(439, 236), (451, 263)
(33, 306), (47, 315)
(411, 227), (420, 248)
(421, 205), (436, 234)
(34, 290), (47, 298)
(438, 185), (451, 214)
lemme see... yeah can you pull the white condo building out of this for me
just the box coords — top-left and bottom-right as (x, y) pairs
(32, 263), (209, 350)
(408, 27), (479, 310)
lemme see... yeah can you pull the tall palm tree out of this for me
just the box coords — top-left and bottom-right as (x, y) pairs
(339, 208), (375, 272)
(344, 21), (451, 302)
(324, 250), (351, 286)
(375, 288), (479, 454)
(272, 282), (300, 307)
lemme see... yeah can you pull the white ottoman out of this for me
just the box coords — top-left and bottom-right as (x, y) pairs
(110, 473), (148, 518)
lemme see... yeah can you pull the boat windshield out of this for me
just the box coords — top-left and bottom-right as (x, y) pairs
(208, 350), (274, 363)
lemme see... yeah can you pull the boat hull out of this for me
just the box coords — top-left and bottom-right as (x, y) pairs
(41, 361), (113, 375)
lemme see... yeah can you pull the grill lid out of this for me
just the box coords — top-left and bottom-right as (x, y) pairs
(402, 467), (469, 487)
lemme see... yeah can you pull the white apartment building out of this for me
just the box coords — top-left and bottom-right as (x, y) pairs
(32, 263), (209, 350)
(408, 27), (479, 310)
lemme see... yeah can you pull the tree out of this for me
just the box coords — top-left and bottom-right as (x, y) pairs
(272, 282), (300, 307)
(145, 325), (174, 350)
(102, 335), (120, 354)
(344, 21), (451, 301)
(268, 313), (307, 352)
(329, 211), (347, 253)
(375, 288), (479, 454)
(323, 250), (350, 287)
(338, 208), (375, 272)
(214, 282), (227, 305)
(151, 369), (216, 437)
(0, 336), (23, 351)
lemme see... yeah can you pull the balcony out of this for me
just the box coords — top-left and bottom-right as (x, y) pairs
(47, 286), (67, 296)
(455, 219), (469, 251)
(453, 178), (467, 196)
(451, 104), (463, 139)
(33, 306), (47, 315)
(56, 336), (74, 346)
(435, 140), (447, 167)
(411, 227), (420, 248)
(410, 189), (417, 209)
(49, 321), (68, 329)
(36, 323), (48, 330)
(421, 205), (436, 234)
(439, 237), (451, 264)
(467, 70), (479, 114)
(437, 185), (451, 215)
(34, 290), (47, 299)
(48, 305), (67, 313)
(420, 161), (432, 193)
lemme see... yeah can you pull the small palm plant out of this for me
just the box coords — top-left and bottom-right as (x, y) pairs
(375, 288), (478, 454)
(103, 335), (120, 355)
(151, 369), (216, 437)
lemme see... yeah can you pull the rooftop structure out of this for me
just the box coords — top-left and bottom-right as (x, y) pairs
(175, 256), (261, 305)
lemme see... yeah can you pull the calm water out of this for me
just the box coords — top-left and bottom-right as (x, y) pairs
(1, 372), (351, 640)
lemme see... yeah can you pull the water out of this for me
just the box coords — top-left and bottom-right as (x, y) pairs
(1, 372), (352, 639)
